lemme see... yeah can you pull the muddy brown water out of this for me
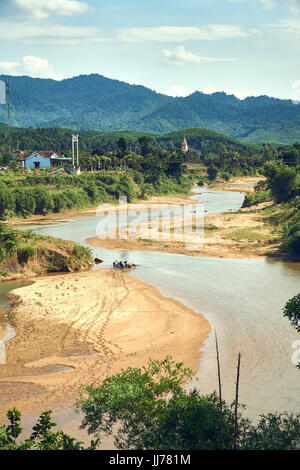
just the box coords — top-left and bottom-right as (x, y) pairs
(10, 187), (300, 424)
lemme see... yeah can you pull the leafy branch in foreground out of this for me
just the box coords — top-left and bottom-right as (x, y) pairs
(0, 408), (96, 450)
(77, 357), (300, 450)
(284, 293), (300, 369)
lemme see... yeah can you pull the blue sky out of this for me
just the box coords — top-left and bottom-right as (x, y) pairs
(0, 0), (300, 99)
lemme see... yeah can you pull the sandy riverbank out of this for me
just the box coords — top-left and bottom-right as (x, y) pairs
(86, 176), (279, 259)
(0, 269), (210, 424)
(87, 201), (279, 259)
(207, 177), (262, 194)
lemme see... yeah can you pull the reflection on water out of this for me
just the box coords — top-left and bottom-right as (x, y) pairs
(15, 189), (300, 419)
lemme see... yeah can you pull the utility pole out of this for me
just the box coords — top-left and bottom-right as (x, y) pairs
(6, 77), (11, 155)
(72, 134), (79, 172)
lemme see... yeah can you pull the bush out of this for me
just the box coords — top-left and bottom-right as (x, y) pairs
(52, 192), (69, 213)
(83, 184), (100, 203)
(287, 231), (300, 256)
(72, 244), (92, 259)
(207, 165), (218, 181)
(221, 172), (231, 181)
(77, 357), (300, 450)
(14, 189), (36, 217)
(32, 187), (54, 215)
(0, 183), (15, 220)
(268, 166), (298, 203)
(0, 224), (19, 261)
(17, 246), (36, 265)
(243, 190), (272, 208)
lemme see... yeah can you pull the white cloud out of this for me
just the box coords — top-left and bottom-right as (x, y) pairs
(228, 0), (275, 9)
(268, 18), (300, 39)
(22, 56), (55, 77)
(162, 45), (235, 66)
(14, 0), (89, 19)
(200, 86), (254, 100)
(0, 56), (56, 78)
(117, 25), (259, 43)
(160, 85), (195, 97)
(0, 61), (21, 74)
(229, 0), (300, 11)
(288, 0), (300, 14)
(158, 84), (255, 99)
(0, 21), (107, 45)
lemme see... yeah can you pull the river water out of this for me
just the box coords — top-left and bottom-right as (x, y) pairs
(7, 188), (300, 419)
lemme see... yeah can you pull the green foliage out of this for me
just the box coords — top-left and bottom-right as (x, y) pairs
(0, 223), (19, 261)
(242, 413), (300, 450)
(221, 172), (231, 181)
(17, 245), (36, 265)
(0, 408), (94, 450)
(77, 357), (300, 450)
(207, 165), (218, 181)
(267, 166), (298, 203)
(0, 182), (15, 220)
(1, 74), (300, 143)
(32, 187), (54, 214)
(243, 190), (272, 207)
(73, 244), (92, 260)
(287, 230), (300, 255)
(284, 293), (300, 333)
(14, 189), (36, 217)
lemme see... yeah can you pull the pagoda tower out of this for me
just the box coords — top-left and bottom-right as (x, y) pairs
(181, 136), (189, 153)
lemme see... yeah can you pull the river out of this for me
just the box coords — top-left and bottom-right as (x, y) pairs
(5, 187), (300, 420)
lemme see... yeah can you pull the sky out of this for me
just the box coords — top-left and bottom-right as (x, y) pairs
(0, 0), (300, 100)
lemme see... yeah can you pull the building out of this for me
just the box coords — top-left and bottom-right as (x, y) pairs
(181, 136), (189, 153)
(24, 151), (72, 169)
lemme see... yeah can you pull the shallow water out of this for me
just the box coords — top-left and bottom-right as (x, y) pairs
(13, 188), (300, 419)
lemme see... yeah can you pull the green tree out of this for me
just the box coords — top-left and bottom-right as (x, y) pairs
(77, 357), (300, 450)
(117, 137), (129, 158)
(207, 165), (219, 181)
(14, 189), (36, 217)
(0, 183), (15, 220)
(0, 223), (19, 261)
(268, 166), (298, 203)
(284, 293), (300, 334)
(32, 187), (54, 215)
(284, 293), (300, 369)
(138, 136), (154, 156)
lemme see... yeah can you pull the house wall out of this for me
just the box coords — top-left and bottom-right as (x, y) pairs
(25, 152), (51, 169)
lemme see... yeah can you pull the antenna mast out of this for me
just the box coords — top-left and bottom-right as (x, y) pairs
(72, 134), (79, 169)
(6, 78), (11, 155)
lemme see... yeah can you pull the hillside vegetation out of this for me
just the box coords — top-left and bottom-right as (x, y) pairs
(0, 125), (252, 156)
(0, 223), (94, 281)
(0, 74), (299, 144)
(243, 159), (300, 257)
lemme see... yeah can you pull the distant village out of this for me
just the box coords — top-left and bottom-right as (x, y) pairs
(6, 135), (189, 174)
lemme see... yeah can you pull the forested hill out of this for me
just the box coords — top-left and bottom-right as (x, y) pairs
(0, 74), (299, 144)
(0, 125), (251, 155)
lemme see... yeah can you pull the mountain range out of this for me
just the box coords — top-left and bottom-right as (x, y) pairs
(0, 74), (299, 144)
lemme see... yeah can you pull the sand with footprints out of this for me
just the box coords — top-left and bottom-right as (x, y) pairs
(0, 269), (210, 421)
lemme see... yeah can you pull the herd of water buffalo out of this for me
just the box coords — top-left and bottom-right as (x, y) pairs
(113, 260), (137, 270)
(94, 258), (137, 270)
